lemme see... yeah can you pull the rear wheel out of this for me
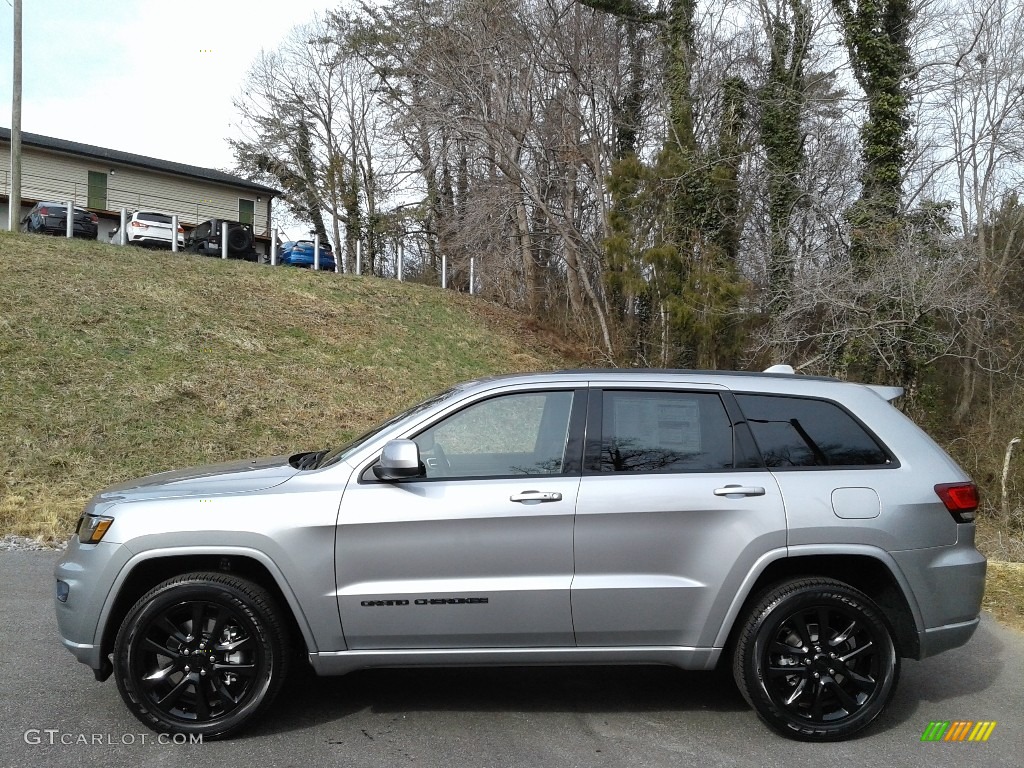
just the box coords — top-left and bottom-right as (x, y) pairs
(732, 577), (899, 741)
(114, 572), (290, 739)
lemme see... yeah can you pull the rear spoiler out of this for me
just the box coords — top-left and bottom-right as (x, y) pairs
(866, 385), (904, 402)
(762, 365), (904, 402)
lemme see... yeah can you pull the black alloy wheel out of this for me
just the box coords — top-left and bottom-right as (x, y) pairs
(733, 577), (899, 741)
(114, 572), (290, 739)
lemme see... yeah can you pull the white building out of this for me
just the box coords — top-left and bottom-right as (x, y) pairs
(1, 128), (279, 253)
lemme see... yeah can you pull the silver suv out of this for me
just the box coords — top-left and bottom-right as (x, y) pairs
(54, 368), (986, 741)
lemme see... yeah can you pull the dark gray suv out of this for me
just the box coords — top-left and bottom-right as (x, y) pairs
(54, 367), (986, 741)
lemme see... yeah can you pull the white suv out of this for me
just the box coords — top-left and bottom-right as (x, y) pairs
(109, 210), (184, 249)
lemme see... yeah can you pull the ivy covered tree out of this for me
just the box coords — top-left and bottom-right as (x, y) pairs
(581, 0), (750, 367)
(758, 0), (813, 311)
(832, 0), (916, 260)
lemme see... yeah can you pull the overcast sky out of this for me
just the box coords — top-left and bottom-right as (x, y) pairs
(0, 0), (334, 171)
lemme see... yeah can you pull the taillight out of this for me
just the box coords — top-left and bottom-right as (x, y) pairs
(934, 482), (979, 523)
(90, 213), (99, 223)
(177, 225), (184, 233)
(131, 221), (147, 229)
(39, 206), (49, 215)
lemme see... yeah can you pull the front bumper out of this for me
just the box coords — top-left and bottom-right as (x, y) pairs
(54, 538), (133, 674)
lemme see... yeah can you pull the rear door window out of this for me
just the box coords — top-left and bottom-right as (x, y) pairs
(596, 390), (735, 473)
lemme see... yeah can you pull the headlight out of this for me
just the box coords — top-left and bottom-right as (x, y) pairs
(78, 514), (114, 544)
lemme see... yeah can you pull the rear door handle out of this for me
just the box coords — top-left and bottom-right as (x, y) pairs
(714, 485), (766, 497)
(510, 490), (563, 503)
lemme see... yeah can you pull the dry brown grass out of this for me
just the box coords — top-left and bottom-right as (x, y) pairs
(984, 561), (1024, 632)
(0, 231), (582, 539)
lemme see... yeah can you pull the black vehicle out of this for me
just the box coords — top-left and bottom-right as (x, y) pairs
(21, 201), (99, 240)
(185, 219), (258, 261)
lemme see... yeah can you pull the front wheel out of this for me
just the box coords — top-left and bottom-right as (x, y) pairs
(113, 572), (290, 739)
(732, 577), (899, 741)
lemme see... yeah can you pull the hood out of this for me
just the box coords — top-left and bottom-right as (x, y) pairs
(96, 455), (299, 503)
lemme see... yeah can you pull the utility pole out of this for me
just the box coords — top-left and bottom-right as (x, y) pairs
(8, 0), (23, 232)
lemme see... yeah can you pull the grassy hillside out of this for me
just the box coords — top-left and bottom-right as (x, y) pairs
(0, 231), (580, 539)
(2, 230), (1021, 632)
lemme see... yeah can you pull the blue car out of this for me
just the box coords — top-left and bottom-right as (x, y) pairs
(277, 240), (336, 270)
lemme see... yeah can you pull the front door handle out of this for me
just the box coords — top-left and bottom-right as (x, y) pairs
(510, 490), (563, 503)
(714, 485), (766, 497)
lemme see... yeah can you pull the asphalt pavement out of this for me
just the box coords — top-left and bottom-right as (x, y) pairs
(1, 550), (1021, 768)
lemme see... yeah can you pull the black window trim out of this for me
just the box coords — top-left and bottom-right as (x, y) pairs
(733, 391), (901, 471)
(583, 387), (764, 476)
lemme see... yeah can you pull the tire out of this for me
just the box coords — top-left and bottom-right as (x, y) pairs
(732, 577), (899, 741)
(226, 225), (254, 255)
(113, 572), (290, 739)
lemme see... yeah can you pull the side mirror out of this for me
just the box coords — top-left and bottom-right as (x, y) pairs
(373, 439), (425, 481)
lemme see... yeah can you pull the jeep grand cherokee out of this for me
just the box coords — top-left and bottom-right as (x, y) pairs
(54, 367), (986, 741)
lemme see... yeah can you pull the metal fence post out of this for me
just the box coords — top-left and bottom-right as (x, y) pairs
(314, 233), (320, 271)
(441, 254), (447, 289)
(356, 239), (361, 276)
(221, 221), (228, 259)
(342, 224), (350, 274)
(120, 208), (127, 246)
(397, 240), (403, 281)
(270, 227), (278, 266)
(171, 214), (178, 252)
(66, 199), (74, 238)
(469, 256), (475, 295)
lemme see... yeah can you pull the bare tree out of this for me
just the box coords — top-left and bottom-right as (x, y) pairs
(912, 0), (1024, 418)
(231, 13), (401, 270)
(353, 0), (651, 356)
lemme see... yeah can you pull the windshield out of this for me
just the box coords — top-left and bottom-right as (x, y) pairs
(317, 385), (464, 468)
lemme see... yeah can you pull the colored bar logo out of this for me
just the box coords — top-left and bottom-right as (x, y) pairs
(921, 721), (997, 742)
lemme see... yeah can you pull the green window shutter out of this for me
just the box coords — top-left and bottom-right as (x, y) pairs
(239, 199), (255, 226)
(87, 171), (107, 210)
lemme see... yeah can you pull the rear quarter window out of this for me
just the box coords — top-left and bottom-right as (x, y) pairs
(735, 394), (893, 468)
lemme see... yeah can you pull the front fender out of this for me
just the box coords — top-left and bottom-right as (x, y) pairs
(97, 546), (321, 659)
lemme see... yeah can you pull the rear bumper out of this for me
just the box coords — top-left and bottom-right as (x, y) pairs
(190, 242), (257, 261)
(891, 532), (986, 658)
(127, 233), (181, 247)
(281, 257), (336, 269)
(918, 616), (981, 659)
(38, 224), (97, 238)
